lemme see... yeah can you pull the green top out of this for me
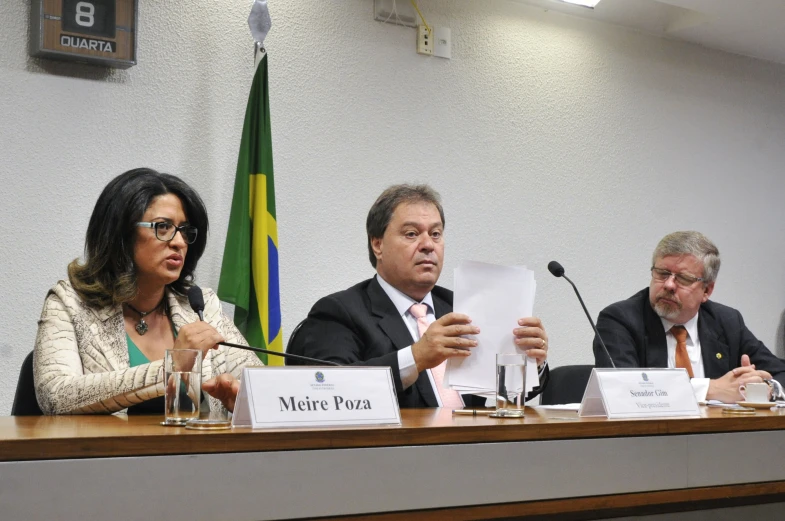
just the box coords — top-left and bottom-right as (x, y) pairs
(126, 327), (178, 367)
(126, 334), (150, 367)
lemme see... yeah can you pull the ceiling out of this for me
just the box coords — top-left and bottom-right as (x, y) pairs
(514, 0), (785, 65)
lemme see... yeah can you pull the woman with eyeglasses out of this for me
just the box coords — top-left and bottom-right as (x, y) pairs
(33, 168), (261, 415)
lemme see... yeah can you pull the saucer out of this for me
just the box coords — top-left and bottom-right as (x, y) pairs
(185, 419), (232, 430)
(738, 401), (774, 409)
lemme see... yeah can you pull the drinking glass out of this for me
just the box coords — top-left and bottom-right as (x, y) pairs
(495, 353), (527, 417)
(164, 349), (201, 425)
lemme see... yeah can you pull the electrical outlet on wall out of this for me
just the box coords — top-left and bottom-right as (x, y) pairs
(433, 27), (451, 59)
(416, 25), (433, 56)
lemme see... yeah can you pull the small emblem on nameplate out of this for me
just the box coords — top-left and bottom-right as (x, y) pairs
(315, 371), (325, 383)
(641, 372), (649, 382)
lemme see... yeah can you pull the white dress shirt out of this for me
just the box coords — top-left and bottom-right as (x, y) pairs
(375, 275), (445, 404)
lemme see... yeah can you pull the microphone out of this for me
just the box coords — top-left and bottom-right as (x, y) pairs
(186, 285), (340, 366)
(548, 261), (616, 369)
(187, 286), (205, 321)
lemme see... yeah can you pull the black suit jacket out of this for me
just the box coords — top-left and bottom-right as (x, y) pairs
(594, 288), (785, 387)
(288, 277), (548, 408)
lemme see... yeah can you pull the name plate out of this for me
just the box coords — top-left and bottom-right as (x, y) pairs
(232, 367), (402, 429)
(579, 368), (700, 419)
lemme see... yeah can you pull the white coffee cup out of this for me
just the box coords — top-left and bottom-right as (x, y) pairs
(739, 382), (770, 403)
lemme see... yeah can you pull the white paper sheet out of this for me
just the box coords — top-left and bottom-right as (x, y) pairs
(534, 404), (581, 411)
(446, 261), (539, 396)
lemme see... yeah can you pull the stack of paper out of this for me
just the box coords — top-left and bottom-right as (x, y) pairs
(445, 261), (539, 397)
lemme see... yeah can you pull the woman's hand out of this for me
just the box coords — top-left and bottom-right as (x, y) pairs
(202, 373), (241, 412)
(173, 322), (224, 358)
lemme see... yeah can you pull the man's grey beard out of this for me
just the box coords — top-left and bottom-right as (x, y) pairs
(652, 297), (681, 320)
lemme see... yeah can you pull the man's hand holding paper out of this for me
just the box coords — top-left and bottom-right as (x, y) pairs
(412, 313), (479, 373)
(514, 317), (549, 368)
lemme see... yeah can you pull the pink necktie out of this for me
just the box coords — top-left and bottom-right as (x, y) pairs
(409, 304), (463, 408)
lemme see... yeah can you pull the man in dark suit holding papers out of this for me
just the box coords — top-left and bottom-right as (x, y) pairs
(288, 184), (549, 408)
(594, 231), (785, 403)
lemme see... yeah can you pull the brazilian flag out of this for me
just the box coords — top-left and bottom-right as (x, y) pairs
(218, 52), (282, 365)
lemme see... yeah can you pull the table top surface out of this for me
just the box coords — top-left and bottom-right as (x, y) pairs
(3, 406), (785, 462)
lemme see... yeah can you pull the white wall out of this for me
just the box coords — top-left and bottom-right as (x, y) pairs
(2, 0), (785, 414)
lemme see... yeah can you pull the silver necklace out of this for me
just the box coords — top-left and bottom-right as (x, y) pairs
(126, 300), (165, 335)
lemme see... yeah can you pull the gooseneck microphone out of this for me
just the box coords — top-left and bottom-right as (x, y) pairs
(548, 261), (616, 368)
(187, 286), (206, 321)
(187, 286), (340, 366)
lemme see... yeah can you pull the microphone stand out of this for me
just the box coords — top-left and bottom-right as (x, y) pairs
(560, 273), (616, 369)
(219, 341), (342, 366)
(188, 286), (341, 366)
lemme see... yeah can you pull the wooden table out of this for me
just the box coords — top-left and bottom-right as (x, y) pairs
(2, 407), (785, 520)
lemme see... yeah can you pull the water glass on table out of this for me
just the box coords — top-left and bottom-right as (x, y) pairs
(494, 353), (527, 418)
(163, 349), (201, 425)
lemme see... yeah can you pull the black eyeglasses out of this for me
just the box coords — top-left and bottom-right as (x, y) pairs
(136, 222), (198, 244)
(650, 267), (704, 287)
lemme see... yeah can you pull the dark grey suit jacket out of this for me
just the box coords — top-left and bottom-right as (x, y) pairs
(288, 277), (548, 407)
(594, 288), (785, 387)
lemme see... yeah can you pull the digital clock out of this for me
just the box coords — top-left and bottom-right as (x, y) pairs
(31, 0), (137, 68)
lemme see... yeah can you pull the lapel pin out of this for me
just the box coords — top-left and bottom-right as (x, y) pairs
(716, 353), (722, 359)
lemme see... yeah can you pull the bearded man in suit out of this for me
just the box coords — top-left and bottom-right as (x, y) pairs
(288, 184), (550, 408)
(594, 231), (785, 403)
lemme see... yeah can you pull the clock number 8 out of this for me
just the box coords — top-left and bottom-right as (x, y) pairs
(75, 2), (95, 28)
